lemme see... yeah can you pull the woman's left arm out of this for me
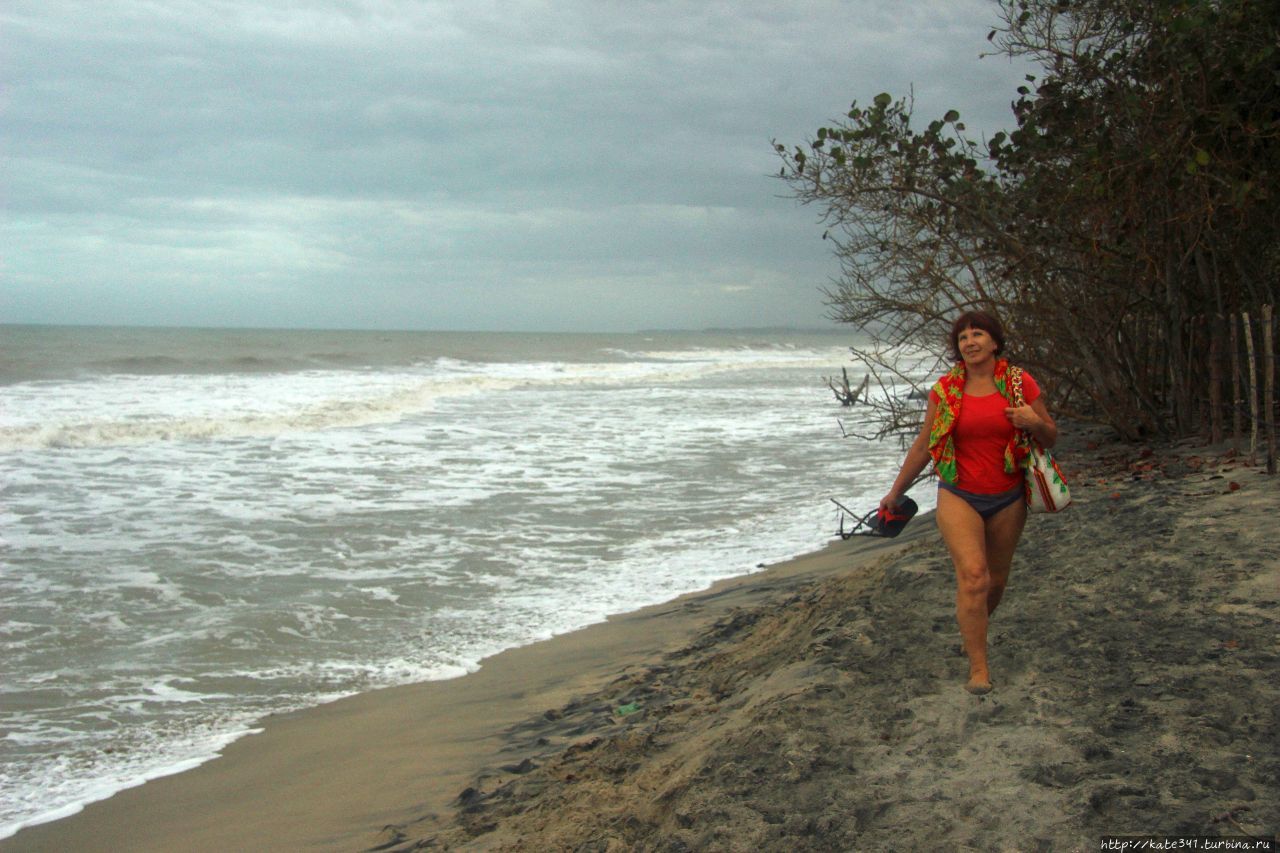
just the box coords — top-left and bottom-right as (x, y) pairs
(1008, 398), (1058, 448)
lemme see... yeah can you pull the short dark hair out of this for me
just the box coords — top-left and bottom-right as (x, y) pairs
(948, 311), (1006, 361)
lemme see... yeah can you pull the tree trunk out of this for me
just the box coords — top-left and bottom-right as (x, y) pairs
(1264, 305), (1275, 475)
(1231, 316), (1243, 441)
(1243, 312), (1259, 455)
(1209, 314), (1223, 444)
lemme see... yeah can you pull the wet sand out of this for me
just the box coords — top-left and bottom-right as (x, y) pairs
(6, 427), (1278, 851)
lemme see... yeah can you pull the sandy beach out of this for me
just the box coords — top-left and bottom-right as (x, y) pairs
(6, 425), (1277, 852)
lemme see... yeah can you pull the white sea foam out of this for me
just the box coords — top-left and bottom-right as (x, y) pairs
(0, 345), (850, 451)
(0, 726), (262, 840)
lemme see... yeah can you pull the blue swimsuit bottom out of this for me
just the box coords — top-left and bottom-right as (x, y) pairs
(938, 481), (1024, 520)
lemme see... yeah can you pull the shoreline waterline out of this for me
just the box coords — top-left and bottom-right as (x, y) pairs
(1, 527), (927, 851)
(0, 523), (881, 842)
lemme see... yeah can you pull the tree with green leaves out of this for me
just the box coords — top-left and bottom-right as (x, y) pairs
(779, 0), (1279, 442)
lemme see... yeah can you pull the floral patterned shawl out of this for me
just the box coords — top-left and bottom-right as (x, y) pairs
(927, 358), (1028, 485)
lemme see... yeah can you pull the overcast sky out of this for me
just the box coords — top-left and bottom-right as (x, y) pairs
(3, 1), (1031, 332)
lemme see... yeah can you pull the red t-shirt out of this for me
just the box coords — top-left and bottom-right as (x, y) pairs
(930, 372), (1041, 494)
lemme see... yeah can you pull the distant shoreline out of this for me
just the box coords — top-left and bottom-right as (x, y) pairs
(637, 325), (848, 335)
(2, 322), (850, 336)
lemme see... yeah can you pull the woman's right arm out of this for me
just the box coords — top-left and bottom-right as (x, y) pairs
(879, 396), (937, 511)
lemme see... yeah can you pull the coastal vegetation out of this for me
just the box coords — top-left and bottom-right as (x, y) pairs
(778, 0), (1279, 443)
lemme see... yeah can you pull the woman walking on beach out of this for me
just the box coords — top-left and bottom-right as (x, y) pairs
(880, 311), (1057, 694)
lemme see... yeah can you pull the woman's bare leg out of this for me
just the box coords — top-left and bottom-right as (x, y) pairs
(936, 489), (993, 692)
(984, 498), (1027, 615)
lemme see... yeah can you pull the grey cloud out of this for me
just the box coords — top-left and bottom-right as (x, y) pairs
(3, 0), (1033, 331)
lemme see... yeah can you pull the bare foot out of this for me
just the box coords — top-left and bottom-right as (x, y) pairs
(965, 677), (993, 695)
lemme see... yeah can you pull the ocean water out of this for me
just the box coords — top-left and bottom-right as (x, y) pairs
(0, 325), (931, 837)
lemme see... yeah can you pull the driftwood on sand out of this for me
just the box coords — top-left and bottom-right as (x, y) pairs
(825, 367), (869, 407)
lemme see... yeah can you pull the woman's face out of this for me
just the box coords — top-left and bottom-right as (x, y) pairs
(956, 326), (999, 366)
